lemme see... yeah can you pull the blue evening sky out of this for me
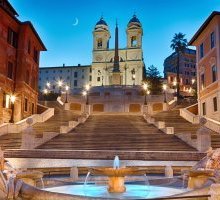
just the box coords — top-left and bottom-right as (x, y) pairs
(10, 0), (220, 75)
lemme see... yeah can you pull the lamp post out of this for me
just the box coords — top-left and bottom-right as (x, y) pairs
(9, 95), (16, 123)
(84, 84), (90, 105)
(142, 83), (148, 105)
(58, 80), (63, 95)
(131, 69), (135, 86)
(65, 85), (69, 103)
(163, 84), (167, 103)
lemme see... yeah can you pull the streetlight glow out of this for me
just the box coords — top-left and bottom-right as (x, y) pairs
(143, 83), (148, 91)
(10, 95), (16, 104)
(85, 84), (90, 91)
(163, 84), (167, 91)
(82, 91), (87, 96)
(43, 89), (48, 94)
(192, 79), (195, 84)
(147, 90), (150, 95)
(46, 82), (51, 88)
(173, 81), (177, 86)
(65, 85), (69, 91)
(58, 80), (63, 87)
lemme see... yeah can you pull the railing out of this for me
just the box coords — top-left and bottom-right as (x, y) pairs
(180, 104), (199, 124)
(204, 116), (220, 133)
(0, 105), (54, 135)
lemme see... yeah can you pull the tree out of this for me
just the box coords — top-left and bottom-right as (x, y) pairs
(170, 32), (188, 99)
(145, 65), (162, 95)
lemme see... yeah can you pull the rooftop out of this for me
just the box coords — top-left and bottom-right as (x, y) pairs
(189, 11), (220, 45)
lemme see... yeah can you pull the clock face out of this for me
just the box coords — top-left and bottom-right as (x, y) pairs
(95, 55), (103, 62)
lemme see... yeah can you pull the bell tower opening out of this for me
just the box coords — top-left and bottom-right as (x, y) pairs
(131, 36), (137, 47)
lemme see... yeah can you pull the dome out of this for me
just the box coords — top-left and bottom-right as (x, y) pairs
(96, 17), (108, 26)
(94, 17), (109, 31)
(127, 15), (141, 28)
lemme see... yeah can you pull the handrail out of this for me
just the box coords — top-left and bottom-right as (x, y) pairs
(204, 116), (220, 133)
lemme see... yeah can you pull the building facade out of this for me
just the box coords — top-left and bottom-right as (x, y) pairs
(189, 11), (220, 121)
(39, 64), (91, 93)
(164, 48), (196, 93)
(0, 0), (46, 123)
(91, 15), (144, 86)
(39, 15), (145, 92)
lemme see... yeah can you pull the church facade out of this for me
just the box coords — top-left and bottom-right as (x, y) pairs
(91, 15), (144, 86)
(39, 15), (145, 92)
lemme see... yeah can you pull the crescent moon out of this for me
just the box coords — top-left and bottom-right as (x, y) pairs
(72, 18), (79, 26)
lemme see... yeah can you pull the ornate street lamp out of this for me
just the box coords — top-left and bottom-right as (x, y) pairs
(57, 80), (63, 95)
(84, 84), (90, 105)
(9, 95), (16, 123)
(163, 84), (167, 103)
(142, 83), (148, 105)
(131, 69), (135, 86)
(65, 85), (69, 103)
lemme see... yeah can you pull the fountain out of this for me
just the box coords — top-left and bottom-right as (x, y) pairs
(89, 156), (147, 193)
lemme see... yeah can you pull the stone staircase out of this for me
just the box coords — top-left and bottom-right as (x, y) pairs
(38, 115), (196, 151)
(153, 107), (220, 149)
(32, 101), (80, 134)
(0, 133), (22, 150)
(0, 101), (80, 150)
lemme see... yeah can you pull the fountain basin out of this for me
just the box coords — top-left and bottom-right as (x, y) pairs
(44, 184), (187, 199)
(89, 167), (147, 193)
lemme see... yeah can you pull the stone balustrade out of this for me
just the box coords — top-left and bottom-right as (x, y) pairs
(0, 106), (54, 136)
(180, 104), (199, 124)
(204, 117), (220, 134)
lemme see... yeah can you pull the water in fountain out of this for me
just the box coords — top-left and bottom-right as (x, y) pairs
(113, 155), (120, 169)
(40, 177), (45, 189)
(144, 174), (149, 186)
(84, 171), (91, 186)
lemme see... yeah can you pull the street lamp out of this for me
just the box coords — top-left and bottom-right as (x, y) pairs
(84, 84), (90, 105)
(191, 79), (195, 84)
(163, 84), (167, 103)
(65, 85), (69, 103)
(57, 80), (63, 95)
(131, 69), (135, 86)
(9, 95), (16, 123)
(46, 82), (51, 88)
(142, 83), (148, 105)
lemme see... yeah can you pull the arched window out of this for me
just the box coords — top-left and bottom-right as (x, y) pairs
(131, 36), (137, 47)
(97, 38), (102, 48)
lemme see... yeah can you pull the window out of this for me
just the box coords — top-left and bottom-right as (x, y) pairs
(186, 79), (189, 84)
(53, 85), (55, 89)
(74, 80), (77, 87)
(74, 71), (78, 78)
(28, 40), (31, 54)
(199, 43), (204, 59)
(67, 76), (70, 80)
(211, 32), (215, 49)
(25, 70), (29, 84)
(97, 38), (102, 48)
(90, 68), (92, 73)
(89, 75), (92, 81)
(7, 28), (18, 48)
(7, 61), (13, 79)
(60, 70), (62, 73)
(212, 65), (217, 82)
(97, 77), (100, 82)
(131, 36), (137, 47)
(24, 98), (28, 112)
(82, 75), (84, 79)
(201, 73), (205, 90)
(213, 97), (218, 112)
(202, 102), (206, 115)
